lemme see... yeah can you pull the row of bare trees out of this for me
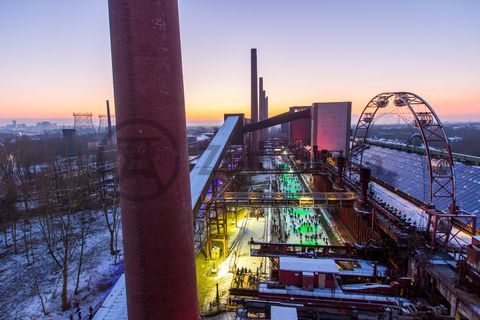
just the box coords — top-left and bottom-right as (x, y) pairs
(0, 139), (121, 312)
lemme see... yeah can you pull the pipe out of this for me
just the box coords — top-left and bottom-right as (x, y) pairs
(108, 1), (199, 319)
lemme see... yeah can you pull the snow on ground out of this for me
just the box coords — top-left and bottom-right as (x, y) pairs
(0, 211), (124, 319)
(233, 216), (266, 272)
(196, 134), (211, 142)
(195, 209), (265, 315)
(259, 283), (411, 305)
(271, 155), (350, 246)
(372, 183), (428, 228)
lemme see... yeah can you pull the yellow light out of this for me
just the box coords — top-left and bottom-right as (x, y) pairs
(248, 192), (260, 200)
(299, 197), (314, 206)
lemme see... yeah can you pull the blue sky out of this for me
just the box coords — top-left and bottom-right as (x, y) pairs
(1, 0), (479, 124)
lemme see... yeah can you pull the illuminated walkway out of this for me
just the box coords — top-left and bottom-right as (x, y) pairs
(195, 209), (265, 314)
(271, 156), (349, 246)
(195, 151), (355, 313)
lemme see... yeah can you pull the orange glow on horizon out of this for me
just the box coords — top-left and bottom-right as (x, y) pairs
(1, 97), (479, 123)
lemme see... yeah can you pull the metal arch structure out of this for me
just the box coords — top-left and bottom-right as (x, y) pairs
(350, 92), (456, 213)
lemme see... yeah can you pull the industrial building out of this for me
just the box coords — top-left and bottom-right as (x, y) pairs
(92, 1), (480, 319)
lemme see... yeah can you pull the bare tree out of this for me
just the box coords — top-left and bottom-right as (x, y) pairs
(34, 278), (48, 316)
(97, 165), (121, 257)
(15, 161), (37, 264)
(0, 143), (9, 247)
(0, 151), (19, 253)
(74, 209), (93, 295)
(113, 197), (121, 265)
(37, 156), (93, 310)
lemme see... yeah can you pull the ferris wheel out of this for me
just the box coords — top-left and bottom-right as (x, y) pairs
(350, 92), (456, 213)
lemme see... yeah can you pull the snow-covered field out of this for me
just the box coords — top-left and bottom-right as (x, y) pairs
(0, 211), (124, 319)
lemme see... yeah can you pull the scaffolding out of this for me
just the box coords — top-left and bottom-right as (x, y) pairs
(205, 202), (228, 259)
(98, 114), (108, 133)
(73, 112), (95, 135)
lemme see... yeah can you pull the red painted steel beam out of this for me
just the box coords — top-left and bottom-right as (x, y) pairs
(108, 1), (199, 319)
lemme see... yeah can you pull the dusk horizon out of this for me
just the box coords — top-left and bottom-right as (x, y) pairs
(1, 0), (479, 122)
(2, 1), (480, 320)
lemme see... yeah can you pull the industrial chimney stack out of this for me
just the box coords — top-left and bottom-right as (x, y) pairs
(108, 1), (199, 319)
(106, 99), (112, 139)
(259, 77), (264, 142)
(251, 48), (259, 156)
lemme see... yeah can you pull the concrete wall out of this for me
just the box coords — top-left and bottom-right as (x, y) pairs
(311, 102), (351, 156)
(289, 106), (311, 146)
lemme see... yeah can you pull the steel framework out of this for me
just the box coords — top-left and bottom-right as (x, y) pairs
(73, 112), (95, 135)
(350, 92), (456, 213)
(211, 191), (355, 208)
(205, 202), (229, 259)
(425, 209), (476, 248)
(98, 114), (108, 133)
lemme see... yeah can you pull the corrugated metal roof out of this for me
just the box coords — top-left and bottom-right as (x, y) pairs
(360, 145), (480, 224)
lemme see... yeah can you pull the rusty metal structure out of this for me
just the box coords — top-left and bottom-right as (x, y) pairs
(73, 112), (95, 135)
(98, 1), (480, 315)
(351, 92), (456, 212)
(98, 114), (108, 133)
(350, 92), (477, 250)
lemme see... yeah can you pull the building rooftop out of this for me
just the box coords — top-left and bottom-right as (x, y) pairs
(271, 306), (298, 320)
(280, 257), (339, 274)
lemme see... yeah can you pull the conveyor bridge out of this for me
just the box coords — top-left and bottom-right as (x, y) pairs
(190, 115), (242, 213)
(250, 241), (358, 259)
(211, 191), (354, 208)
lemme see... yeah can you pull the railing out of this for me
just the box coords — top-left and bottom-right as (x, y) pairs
(219, 191), (355, 201)
(209, 192), (355, 208)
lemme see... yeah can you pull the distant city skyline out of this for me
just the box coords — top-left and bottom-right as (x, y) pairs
(1, 1), (479, 122)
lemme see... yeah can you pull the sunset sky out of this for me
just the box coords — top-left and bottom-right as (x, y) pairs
(0, 0), (479, 125)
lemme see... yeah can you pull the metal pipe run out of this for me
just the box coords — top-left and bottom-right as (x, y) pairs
(108, 1), (199, 319)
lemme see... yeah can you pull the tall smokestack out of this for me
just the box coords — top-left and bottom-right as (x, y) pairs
(263, 93), (268, 139)
(108, 1), (199, 319)
(251, 49), (258, 123)
(259, 77), (264, 142)
(259, 77), (264, 116)
(265, 95), (268, 119)
(106, 99), (112, 139)
(251, 48), (258, 154)
(261, 91), (267, 120)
